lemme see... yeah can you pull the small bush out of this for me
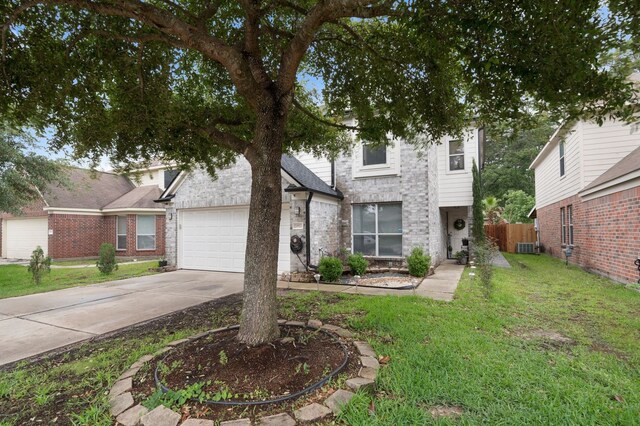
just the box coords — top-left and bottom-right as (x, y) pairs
(407, 247), (431, 277)
(28, 246), (51, 284)
(318, 256), (343, 282)
(96, 243), (118, 275)
(348, 252), (368, 276)
(474, 239), (499, 299)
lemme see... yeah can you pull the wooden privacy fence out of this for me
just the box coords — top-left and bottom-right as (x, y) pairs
(485, 223), (536, 253)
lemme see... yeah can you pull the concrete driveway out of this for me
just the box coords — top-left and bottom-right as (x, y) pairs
(0, 270), (244, 366)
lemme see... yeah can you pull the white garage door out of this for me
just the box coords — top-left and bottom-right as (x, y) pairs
(179, 205), (290, 273)
(6, 217), (49, 259)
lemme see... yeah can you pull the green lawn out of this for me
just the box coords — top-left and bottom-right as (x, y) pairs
(1, 254), (639, 425)
(0, 262), (158, 299)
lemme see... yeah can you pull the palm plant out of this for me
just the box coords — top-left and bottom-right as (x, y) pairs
(483, 196), (503, 225)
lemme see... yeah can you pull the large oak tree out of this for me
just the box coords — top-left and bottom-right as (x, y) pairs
(1, 0), (638, 344)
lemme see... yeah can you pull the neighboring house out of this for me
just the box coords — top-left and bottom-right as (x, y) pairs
(157, 126), (484, 274)
(530, 118), (640, 283)
(0, 164), (175, 259)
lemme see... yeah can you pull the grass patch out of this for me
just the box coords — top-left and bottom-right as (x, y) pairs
(1, 254), (639, 425)
(0, 262), (158, 299)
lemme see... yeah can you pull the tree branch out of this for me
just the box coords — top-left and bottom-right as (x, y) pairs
(292, 98), (361, 131)
(196, 124), (252, 155)
(277, 0), (397, 95)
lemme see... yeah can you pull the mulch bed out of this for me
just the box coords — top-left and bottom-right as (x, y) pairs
(132, 327), (360, 423)
(159, 326), (345, 401)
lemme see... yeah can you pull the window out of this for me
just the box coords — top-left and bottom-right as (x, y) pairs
(567, 205), (574, 245)
(448, 139), (465, 171)
(136, 215), (156, 250)
(560, 207), (566, 245)
(164, 169), (179, 189)
(363, 144), (387, 166)
(116, 216), (127, 250)
(352, 203), (402, 257)
(559, 140), (565, 176)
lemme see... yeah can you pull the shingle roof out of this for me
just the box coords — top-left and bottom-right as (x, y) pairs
(103, 185), (162, 210)
(156, 155), (343, 202)
(581, 146), (640, 192)
(42, 168), (135, 209)
(281, 155), (343, 199)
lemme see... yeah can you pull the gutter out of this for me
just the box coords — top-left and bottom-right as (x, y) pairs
(284, 186), (344, 200)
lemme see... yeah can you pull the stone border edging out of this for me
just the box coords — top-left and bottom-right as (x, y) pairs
(109, 320), (380, 426)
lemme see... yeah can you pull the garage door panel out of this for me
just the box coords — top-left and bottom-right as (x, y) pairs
(6, 218), (49, 259)
(179, 206), (289, 273)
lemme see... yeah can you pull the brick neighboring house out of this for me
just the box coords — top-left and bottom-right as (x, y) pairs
(0, 167), (169, 260)
(156, 125), (484, 274)
(530, 119), (640, 284)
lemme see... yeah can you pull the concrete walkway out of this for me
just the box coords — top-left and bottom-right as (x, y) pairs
(492, 251), (512, 268)
(277, 260), (464, 301)
(0, 270), (243, 366)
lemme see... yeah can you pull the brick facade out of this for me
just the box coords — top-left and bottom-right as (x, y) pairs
(334, 140), (438, 263)
(164, 139), (470, 271)
(47, 214), (165, 259)
(537, 186), (640, 284)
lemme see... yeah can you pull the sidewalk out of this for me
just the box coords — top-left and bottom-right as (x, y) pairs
(277, 260), (464, 301)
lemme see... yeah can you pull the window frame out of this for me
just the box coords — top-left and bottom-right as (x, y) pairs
(559, 140), (565, 177)
(361, 144), (388, 168)
(447, 139), (465, 172)
(560, 207), (566, 245)
(116, 216), (127, 251)
(136, 215), (157, 251)
(352, 203), (403, 257)
(567, 205), (574, 246)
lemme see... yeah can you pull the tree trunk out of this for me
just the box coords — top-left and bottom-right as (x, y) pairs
(236, 119), (285, 345)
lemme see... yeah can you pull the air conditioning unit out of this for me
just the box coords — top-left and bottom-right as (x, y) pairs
(516, 242), (535, 254)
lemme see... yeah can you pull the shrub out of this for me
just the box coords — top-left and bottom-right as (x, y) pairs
(28, 246), (51, 284)
(407, 247), (431, 277)
(347, 252), (368, 276)
(96, 243), (118, 275)
(474, 239), (499, 299)
(318, 256), (343, 282)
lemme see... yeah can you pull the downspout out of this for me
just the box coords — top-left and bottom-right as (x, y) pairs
(306, 192), (314, 270)
(331, 160), (336, 189)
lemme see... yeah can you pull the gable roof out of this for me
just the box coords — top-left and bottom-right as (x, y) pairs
(580, 145), (640, 193)
(156, 155), (343, 202)
(281, 155), (342, 199)
(42, 168), (135, 209)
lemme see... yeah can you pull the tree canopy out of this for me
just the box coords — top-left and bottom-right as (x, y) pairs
(1, 1), (638, 170)
(483, 115), (557, 200)
(0, 129), (64, 215)
(503, 189), (535, 224)
(1, 0), (639, 344)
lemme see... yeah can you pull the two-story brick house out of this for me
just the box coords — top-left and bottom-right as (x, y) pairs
(158, 126), (483, 274)
(530, 119), (640, 284)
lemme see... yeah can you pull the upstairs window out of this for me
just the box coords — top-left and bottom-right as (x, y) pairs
(559, 140), (565, 176)
(363, 144), (387, 166)
(449, 139), (465, 171)
(164, 169), (179, 189)
(560, 207), (566, 245)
